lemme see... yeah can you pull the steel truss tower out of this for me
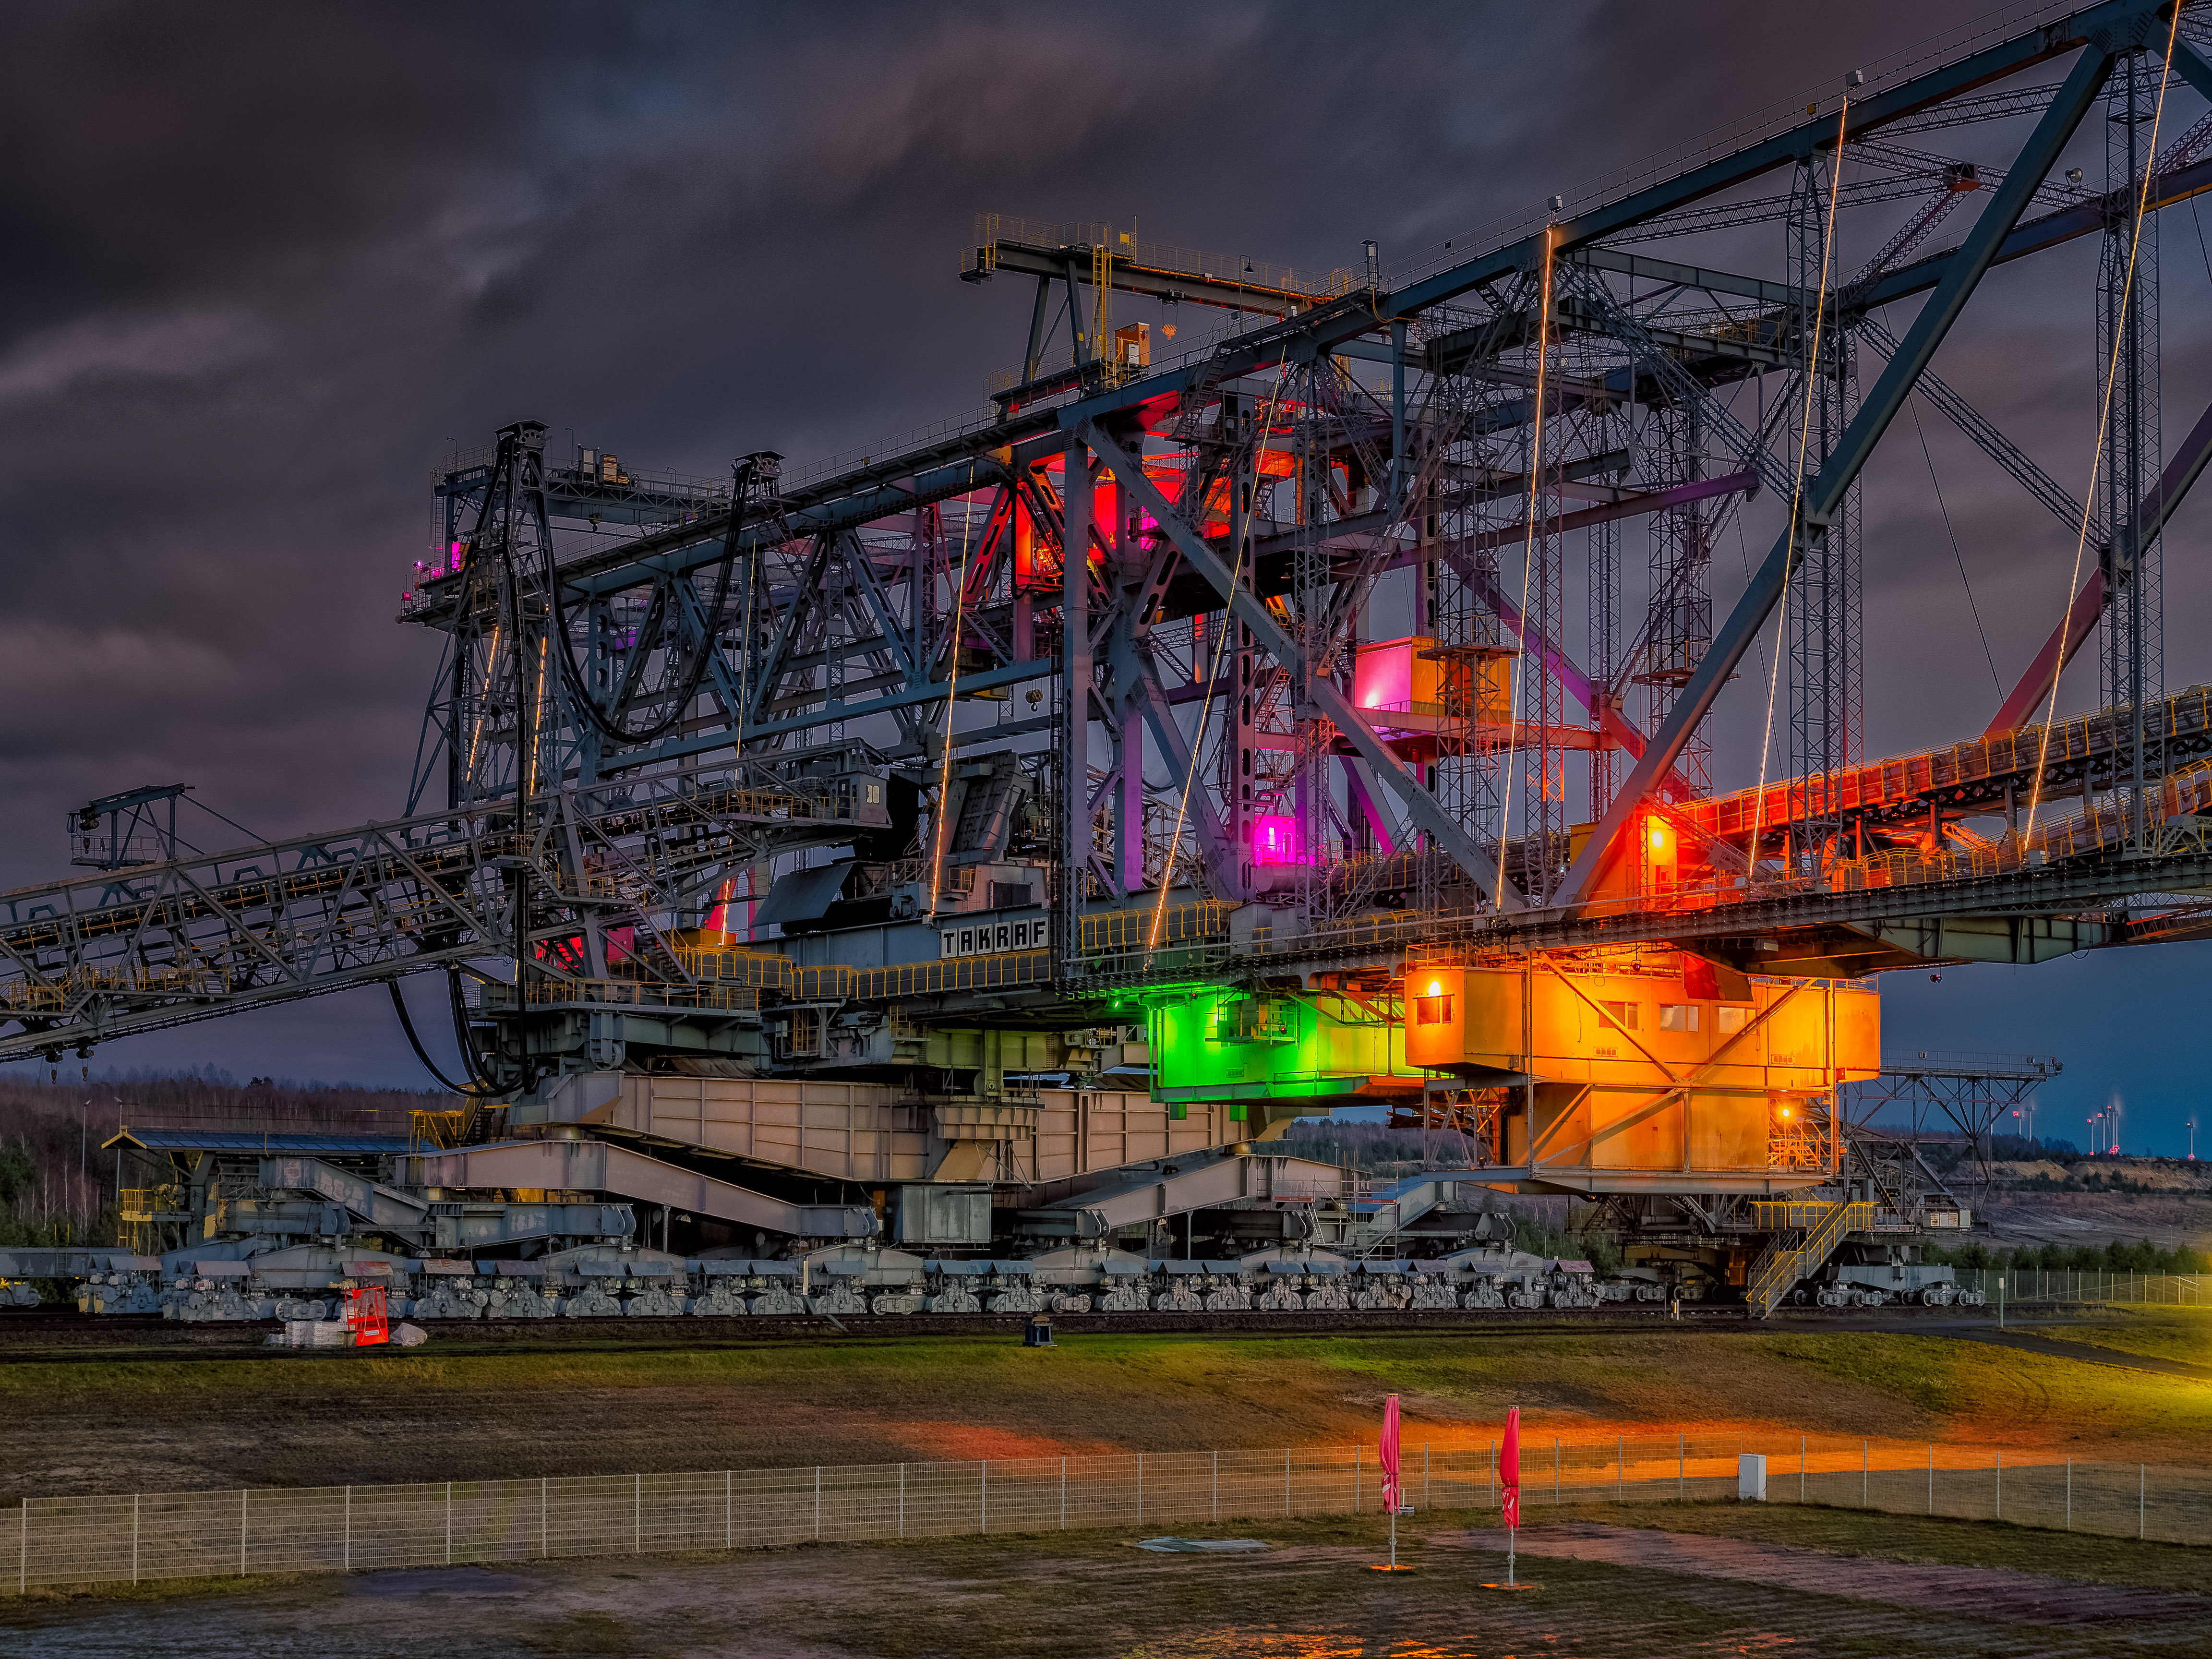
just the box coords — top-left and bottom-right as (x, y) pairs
(1786, 154), (1865, 875)
(2101, 46), (2164, 847)
(1638, 401), (1715, 801)
(1587, 414), (1626, 824)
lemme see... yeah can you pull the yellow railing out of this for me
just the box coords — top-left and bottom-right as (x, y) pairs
(1748, 1200), (1874, 1316)
(479, 979), (761, 1013)
(676, 949), (796, 990)
(1697, 685), (2212, 840)
(1079, 901), (1236, 953)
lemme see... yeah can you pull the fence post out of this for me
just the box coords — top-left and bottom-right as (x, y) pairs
(1138, 1454), (1144, 1526)
(1926, 1446), (1932, 1515)
(900, 1465), (906, 1538)
(1678, 1433), (1684, 1501)
(816, 1467), (822, 1541)
(1285, 1447), (1290, 1517)
(1355, 1443), (1361, 1513)
(19, 1499), (26, 1594)
(980, 1462), (987, 1536)
(1213, 1451), (1219, 1520)
(2066, 1458), (2071, 1530)
(446, 1482), (452, 1566)
(1425, 1443), (1431, 1510)
(723, 1471), (731, 1552)
(1059, 1458), (1065, 1531)
(1491, 1439), (1497, 1509)
(1553, 1438), (1560, 1505)
(634, 1474), (640, 1554)
(1995, 1452), (2001, 1520)
(343, 1487), (350, 1574)
(133, 1493), (140, 1586)
(1862, 1441), (1867, 1507)
(242, 1488), (250, 1578)
(2140, 1465), (2145, 1539)
(1617, 1436), (1623, 1502)
(1800, 1436), (1805, 1503)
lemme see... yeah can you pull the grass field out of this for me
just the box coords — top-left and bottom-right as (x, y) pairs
(5, 1321), (2208, 1502)
(2025, 1306), (2212, 1367)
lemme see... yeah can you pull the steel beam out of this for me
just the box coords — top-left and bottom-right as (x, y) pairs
(1986, 393), (2212, 735)
(1559, 42), (2116, 907)
(399, 1138), (876, 1238)
(1078, 423), (1516, 904)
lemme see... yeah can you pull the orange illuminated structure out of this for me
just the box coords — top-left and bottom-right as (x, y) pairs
(345, 1283), (389, 1347)
(1405, 955), (1878, 1192)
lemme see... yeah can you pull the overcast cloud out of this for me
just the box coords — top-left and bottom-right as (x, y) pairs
(2, 2), (2205, 1154)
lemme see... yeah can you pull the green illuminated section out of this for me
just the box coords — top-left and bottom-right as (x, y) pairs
(1142, 988), (1424, 1104)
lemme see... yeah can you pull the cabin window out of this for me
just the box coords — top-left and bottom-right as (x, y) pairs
(1659, 1004), (1699, 1033)
(1717, 1005), (1749, 1034)
(1599, 999), (1638, 1030)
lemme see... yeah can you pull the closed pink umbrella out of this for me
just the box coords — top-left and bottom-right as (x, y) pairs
(1372, 1393), (1407, 1569)
(1381, 1393), (1403, 1512)
(1501, 1406), (1522, 1587)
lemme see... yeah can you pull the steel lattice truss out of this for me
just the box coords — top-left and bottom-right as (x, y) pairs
(7, 0), (2212, 1079)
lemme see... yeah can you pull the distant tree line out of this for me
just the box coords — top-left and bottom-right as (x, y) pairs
(1925, 1238), (2207, 1274)
(1275, 1119), (1434, 1168)
(0, 1068), (455, 1246)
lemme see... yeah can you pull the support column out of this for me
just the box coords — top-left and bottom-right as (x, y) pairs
(1060, 444), (1094, 960)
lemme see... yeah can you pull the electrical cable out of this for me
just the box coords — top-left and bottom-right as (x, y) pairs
(389, 978), (498, 1097)
(2026, 14), (2180, 842)
(447, 966), (509, 1093)
(1748, 97), (1849, 886)
(546, 458), (755, 748)
(1909, 395), (2003, 696)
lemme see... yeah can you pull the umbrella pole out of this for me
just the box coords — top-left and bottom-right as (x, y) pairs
(1507, 1523), (1515, 1587)
(1389, 1502), (1397, 1567)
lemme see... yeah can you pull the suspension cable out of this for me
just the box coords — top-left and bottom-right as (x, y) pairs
(1910, 395), (2003, 695)
(2026, 17), (2179, 842)
(1749, 98), (1849, 885)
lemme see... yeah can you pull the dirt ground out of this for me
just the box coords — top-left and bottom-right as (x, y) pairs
(3, 1310), (2208, 1502)
(1978, 1186), (2212, 1251)
(3, 1504), (2207, 1659)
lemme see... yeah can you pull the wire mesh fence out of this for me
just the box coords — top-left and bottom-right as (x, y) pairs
(1954, 1270), (2207, 1308)
(2, 1436), (2202, 1594)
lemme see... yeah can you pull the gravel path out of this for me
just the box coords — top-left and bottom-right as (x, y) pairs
(1453, 1520), (2212, 1625)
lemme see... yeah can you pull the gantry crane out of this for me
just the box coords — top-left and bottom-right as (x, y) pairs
(0, 0), (2203, 1311)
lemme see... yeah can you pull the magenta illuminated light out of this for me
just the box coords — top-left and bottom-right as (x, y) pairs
(1252, 814), (1304, 866)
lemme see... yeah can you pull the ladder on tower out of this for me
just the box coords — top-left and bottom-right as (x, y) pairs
(1745, 1201), (1874, 1317)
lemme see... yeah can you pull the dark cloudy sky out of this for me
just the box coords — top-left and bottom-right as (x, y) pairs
(3, 2), (2207, 1156)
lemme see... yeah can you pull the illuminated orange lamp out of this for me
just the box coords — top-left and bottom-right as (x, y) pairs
(1568, 811), (1684, 902)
